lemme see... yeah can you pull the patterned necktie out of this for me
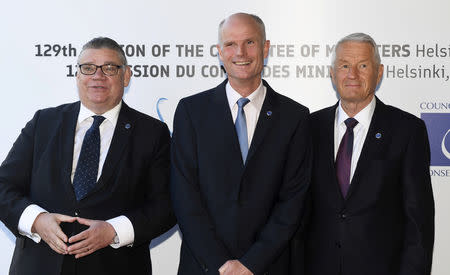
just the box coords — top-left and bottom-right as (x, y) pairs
(73, 115), (105, 201)
(235, 98), (250, 163)
(335, 117), (358, 198)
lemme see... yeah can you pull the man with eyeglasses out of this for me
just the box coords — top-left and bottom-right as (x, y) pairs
(0, 37), (176, 275)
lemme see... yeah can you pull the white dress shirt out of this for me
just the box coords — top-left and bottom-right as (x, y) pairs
(334, 96), (376, 183)
(226, 81), (266, 146)
(18, 101), (134, 248)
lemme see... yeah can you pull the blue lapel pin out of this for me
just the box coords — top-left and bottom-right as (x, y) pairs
(125, 123), (131, 129)
(375, 133), (381, 139)
(266, 111), (272, 117)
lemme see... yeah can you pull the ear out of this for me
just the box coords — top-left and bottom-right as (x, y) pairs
(263, 40), (270, 59)
(216, 44), (224, 62)
(330, 67), (337, 86)
(123, 66), (132, 87)
(376, 64), (384, 86)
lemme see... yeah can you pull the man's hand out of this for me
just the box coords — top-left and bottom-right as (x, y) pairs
(67, 217), (116, 259)
(219, 260), (253, 275)
(31, 212), (76, 255)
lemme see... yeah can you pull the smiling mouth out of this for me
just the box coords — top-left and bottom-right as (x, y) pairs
(89, 85), (107, 89)
(233, 61), (251, 65)
(345, 84), (361, 87)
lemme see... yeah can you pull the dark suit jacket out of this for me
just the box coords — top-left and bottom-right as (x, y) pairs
(171, 79), (312, 275)
(0, 101), (176, 275)
(302, 97), (434, 275)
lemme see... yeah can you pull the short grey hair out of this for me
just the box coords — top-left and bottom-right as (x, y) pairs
(331, 32), (380, 68)
(218, 13), (266, 46)
(78, 37), (128, 66)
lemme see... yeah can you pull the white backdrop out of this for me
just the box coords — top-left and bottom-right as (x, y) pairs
(0, 0), (449, 274)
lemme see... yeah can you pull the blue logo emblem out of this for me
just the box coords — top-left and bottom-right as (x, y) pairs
(156, 98), (168, 123)
(421, 113), (450, 166)
(156, 97), (173, 135)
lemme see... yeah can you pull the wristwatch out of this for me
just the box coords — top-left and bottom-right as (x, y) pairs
(112, 234), (119, 245)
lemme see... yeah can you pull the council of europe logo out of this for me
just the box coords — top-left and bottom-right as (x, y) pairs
(421, 113), (450, 166)
(156, 97), (173, 135)
(156, 97), (168, 123)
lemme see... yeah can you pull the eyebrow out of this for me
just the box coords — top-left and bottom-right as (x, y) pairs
(223, 37), (259, 43)
(80, 61), (121, 65)
(336, 58), (371, 64)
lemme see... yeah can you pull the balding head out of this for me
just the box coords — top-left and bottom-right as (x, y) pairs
(218, 13), (266, 47)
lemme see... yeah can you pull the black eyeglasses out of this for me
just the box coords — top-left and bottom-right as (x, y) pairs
(78, 64), (124, 76)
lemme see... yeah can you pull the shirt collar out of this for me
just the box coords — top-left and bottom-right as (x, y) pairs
(337, 96), (376, 129)
(78, 101), (122, 127)
(226, 81), (265, 110)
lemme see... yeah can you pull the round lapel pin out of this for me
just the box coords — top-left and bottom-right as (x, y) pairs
(125, 123), (131, 129)
(266, 111), (272, 117)
(375, 133), (381, 139)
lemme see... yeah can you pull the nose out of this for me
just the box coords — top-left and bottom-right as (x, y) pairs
(347, 65), (358, 79)
(92, 66), (107, 79)
(236, 43), (247, 56)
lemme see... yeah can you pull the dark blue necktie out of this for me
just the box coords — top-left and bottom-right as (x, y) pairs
(335, 117), (358, 198)
(73, 115), (105, 201)
(235, 98), (250, 163)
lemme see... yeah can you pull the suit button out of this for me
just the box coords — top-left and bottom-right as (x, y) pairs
(340, 213), (346, 219)
(74, 212), (79, 216)
(335, 241), (341, 248)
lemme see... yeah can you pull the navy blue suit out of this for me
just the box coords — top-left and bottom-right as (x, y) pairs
(0, 101), (176, 275)
(303, 97), (434, 275)
(171, 79), (312, 275)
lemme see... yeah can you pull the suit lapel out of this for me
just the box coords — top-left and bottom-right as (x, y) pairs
(59, 102), (80, 201)
(210, 79), (246, 167)
(208, 80), (246, 200)
(92, 102), (134, 195)
(245, 80), (276, 165)
(346, 97), (391, 200)
(321, 104), (346, 206)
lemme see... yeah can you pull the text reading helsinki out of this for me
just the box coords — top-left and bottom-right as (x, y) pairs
(384, 64), (449, 81)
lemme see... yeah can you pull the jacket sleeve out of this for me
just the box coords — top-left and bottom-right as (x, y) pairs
(399, 119), (435, 275)
(124, 121), (177, 246)
(0, 111), (39, 235)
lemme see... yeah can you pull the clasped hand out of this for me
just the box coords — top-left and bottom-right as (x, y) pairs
(219, 260), (254, 275)
(31, 213), (116, 258)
